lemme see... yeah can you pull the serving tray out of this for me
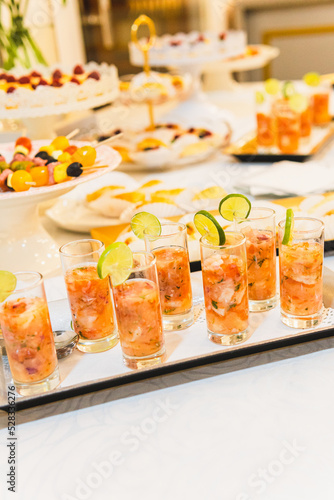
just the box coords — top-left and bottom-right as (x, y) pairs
(1, 270), (334, 412)
(224, 124), (334, 163)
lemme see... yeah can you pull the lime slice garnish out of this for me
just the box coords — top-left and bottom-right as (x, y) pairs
(97, 242), (133, 286)
(264, 78), (280, 95)
(219, 194), (251, 222)
(131, 211), (162, 240)
(282, 81), (296, 99)
(255, 91), (265, 104)
(289, 93), (308, 113)
(193, 210), (225, 246)
(0, 271), (17, 302)
(303, 72), (320, 87)
(282, 208), (294, 245)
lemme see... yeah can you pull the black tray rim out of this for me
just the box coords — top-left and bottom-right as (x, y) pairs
(226, 123), (334, 163)
(2, 323), (334, 412)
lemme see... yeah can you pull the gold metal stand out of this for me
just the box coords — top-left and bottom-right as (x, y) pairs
(131, 15), (157, 130)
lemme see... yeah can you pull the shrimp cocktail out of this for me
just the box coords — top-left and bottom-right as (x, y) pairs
(303, 72), (331, 126)
(273, 98), (301, 154)
(300, 104), (312, 139)
(235, 207), (277, 312)
(194, 210), (249, 346)
(60, 239), (117, 353)
(131, 213), (193, 331)
(278, 210), (324, 328)
(0, 271), (60, 395)
(97, 243), (166, 369)
(255, 90), (275, 151)
(312, 90), (331, 125)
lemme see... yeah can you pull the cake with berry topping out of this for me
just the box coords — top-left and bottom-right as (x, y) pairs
(129, 30), (246, 66)
(0, 62), (119, 116)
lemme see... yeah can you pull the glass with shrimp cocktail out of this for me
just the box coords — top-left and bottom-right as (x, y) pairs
(312, 81), (331, 126)
(273, 99), (301, 154)
(235, 207), (277, 312)
(278, 217), (324, 328)
(60, 239), (117, 353)
(200, 232), (249, 345)
(0, 272), (60, 395)
(144, 223), (193, 331)
(255, 96), (275, 151)
(111, 252), (166, 369)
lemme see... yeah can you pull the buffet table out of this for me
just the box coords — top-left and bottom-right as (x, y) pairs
(2, 88), (334, 500)
(3, 284), (334, 500)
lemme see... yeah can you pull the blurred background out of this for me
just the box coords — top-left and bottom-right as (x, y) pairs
(19, 0), (334, 85)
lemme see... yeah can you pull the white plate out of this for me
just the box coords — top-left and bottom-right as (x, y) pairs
(113, 121), (231, 171)
(46, 171), (139, 232)
(0, 140), (122, 274)
(0, 140), (121, 204)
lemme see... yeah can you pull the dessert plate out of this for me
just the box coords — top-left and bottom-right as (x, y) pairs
(46, 171), (139, 232)
(0, 62), (119, 119)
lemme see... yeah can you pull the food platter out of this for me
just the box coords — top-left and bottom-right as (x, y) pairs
(111, 120), (230, 170)
(45, 174), (233, 234)
(2, 270), (334, 411)
(224, 124), (334, 163)
(0, 140), (122, 274)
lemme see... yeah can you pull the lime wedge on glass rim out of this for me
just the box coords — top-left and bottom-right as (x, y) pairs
(219, 193), (251, 222)
(289, 93), (308, 113)
(264, 78), (280, 96)
(282, 208), (294, 245)
(194, 210), (225, 246)
(97, 242), (133, 286)
(303, 72), (320, 87)
(131, 211), (161, 240)
(282, 81), (296, 99)
(255, 90), (265, 104)
(0, 271), (17, 302)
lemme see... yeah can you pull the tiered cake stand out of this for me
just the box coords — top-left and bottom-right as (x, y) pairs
(129, 18), (246, 95)
(0, 63), (119, 139)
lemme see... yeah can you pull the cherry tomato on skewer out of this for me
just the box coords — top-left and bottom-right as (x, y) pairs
(64, 145), (78, 155)
(11, 170), (34, 192)
(30, 166), (49, 187)
(72, 146), (96, 167)
(51, 136), (70, 151)
(15, 137), (32, 153)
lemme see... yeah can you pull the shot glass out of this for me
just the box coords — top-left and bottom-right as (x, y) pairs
(200, 232), (249, 345)
(312, 81), (331, 125)
(300, 100), (313, 139)
(278, 217), (324, 328)
(235, 207), (277, 312)
(111, 252), (166, 369)
(273, 99), (300, 154)
(256, 100), (275, 152)
(59, 239), (117, 353)
(144, 223), (193, 331)
(0, 272), (60, 395)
